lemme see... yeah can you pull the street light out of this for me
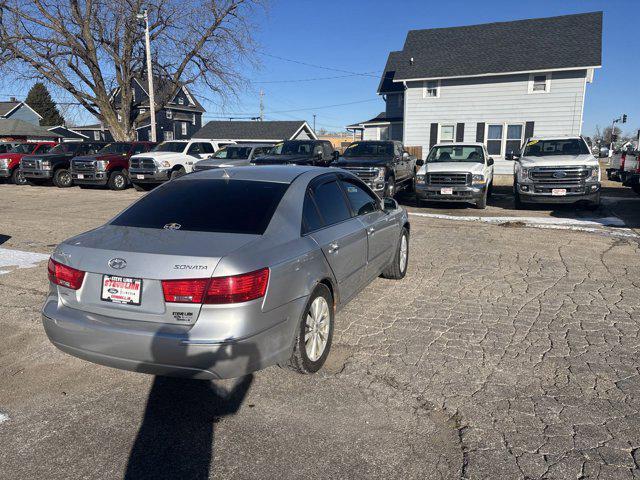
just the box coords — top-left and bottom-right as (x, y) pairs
(138, 10), (157, 142)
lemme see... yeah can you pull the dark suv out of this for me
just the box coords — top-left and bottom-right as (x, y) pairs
(334, 141), (417, 197)
(251, 140), (337, 166)
(20, 142), (106, 187)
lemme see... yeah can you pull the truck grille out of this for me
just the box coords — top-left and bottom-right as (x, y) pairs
(529, 166), (590, 185)
(130, 157), (157, 171)
(427, 173), (470, 186)
(341, 166), (380, 181)
(72, 159), (96, 172)
(20, 158), (40, 170)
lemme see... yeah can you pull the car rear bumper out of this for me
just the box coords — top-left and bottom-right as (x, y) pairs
(42, 294), (305, 379)
(129, 169), (170, 183)
(71, 171), (109, 185)
(415, 184), (485, 202)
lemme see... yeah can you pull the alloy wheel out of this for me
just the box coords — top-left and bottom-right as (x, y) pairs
(399, 234), (408, 273)
(305, 296), (330, 362)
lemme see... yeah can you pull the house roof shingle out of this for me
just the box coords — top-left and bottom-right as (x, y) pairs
(194, 120), (315, 141)
(0, 119), (58, 138)
(388, 12), (602, 82)
(378, 52), (405, 94)
(0, 101), (20, 117)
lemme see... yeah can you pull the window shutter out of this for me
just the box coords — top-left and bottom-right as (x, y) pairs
(476, 123), (485, 142)
(456, 123), (464, 142)
(429, 123), (438, 148)
(525, 122), (535, 139)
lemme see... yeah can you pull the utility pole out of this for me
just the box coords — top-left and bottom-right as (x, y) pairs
(138, 9), (157, 142)
(313, 114), (316, 133)
(259, 90), (264, 121)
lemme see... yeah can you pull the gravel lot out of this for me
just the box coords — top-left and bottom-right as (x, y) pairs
(1, 180), (639, 479)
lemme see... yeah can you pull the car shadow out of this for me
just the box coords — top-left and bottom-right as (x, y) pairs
(124, 331), (259, 480)
(0, 234), (10, 245)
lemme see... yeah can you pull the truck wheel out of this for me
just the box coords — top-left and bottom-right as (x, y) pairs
(475, 189), (487, 209)
(108, 171), (128, 190)
(11, 168), (26, 185)
(53, 169), (73, 188)
(170, 167), (186, 180)
(381, 227), (409, 280)
(288, 284), (334, 374)
(632, 184), (640, 196)
(514, 184), (524, 210)
(606, 170), (613, 180)
(133, 183), (154, 192)
(384, 176), (396, 197)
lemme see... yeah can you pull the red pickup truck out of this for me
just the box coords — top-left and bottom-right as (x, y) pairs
(0, 142), (57, 185)
(70, 141), (155, 190)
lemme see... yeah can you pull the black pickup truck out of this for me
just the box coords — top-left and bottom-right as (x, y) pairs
(251, 140), (338, 166)
(333, 140), (417, 197)
(20, 142), (106, 187)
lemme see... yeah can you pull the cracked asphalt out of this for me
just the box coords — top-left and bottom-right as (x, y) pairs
(1, 181), (639, 479)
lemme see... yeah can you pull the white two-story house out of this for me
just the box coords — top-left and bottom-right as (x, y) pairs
(347, 12), (603, 173)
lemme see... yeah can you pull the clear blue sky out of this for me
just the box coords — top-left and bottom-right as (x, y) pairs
(220, 0), (638, 137)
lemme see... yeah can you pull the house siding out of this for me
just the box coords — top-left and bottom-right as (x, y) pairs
(5, 106), (41, 125)
(403, 69), (587, 157)
(385, 93), (404, 119)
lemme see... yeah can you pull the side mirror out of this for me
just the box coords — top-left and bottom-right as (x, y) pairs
(416, 159), (424, 167)
(315, 150), (323, 159)
(402, 151), (409, 160)
(487, 157), (494, 166)
(332, 150), (340, 160)
(382, 197), (398, 212)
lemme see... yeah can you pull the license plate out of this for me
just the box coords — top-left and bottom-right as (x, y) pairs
(77, 174), (84, 179)
(136, 174), (145, 179)
(101, 275), (142, 305)
(551, 188), (567, 196)
(440, 187), (453, 195)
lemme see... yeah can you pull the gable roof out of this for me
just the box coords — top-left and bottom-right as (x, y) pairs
(389, 12), (602, 82)
(47, 125), (88, 139)
(378, 52), (404, 94)
(0, 119), (57, 138)
(132, 76), (206, 112)
(0, 101), (43, 119)
(194, 120), (317, 141)
(346, 112), (404, 129)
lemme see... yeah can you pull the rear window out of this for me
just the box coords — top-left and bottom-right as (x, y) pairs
(111, 179), (289, 235)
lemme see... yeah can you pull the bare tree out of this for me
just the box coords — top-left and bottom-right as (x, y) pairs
(0, 0), (260, 140)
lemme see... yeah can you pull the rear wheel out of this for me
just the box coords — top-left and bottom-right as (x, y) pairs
(170, 167), (186, 180)
(632, 184), (640, 196)
(475, 189), (487, 209)
(382, 227), (409, 280)
(288, 284), (334, 374)
(108, 170), (128, 190)
(11, 168), (26, 185)
(53, 168), (73, 188)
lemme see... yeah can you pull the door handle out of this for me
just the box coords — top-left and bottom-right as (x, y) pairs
(328, 243), (339, 254)
(367, 227), (375, 235)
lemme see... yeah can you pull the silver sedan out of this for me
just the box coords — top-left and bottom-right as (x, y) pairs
(42, 166), (410, 379)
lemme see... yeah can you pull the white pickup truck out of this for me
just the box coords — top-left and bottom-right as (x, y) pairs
(507, 136), (600, 210)
(129, 140), (234, 191)
(414, 142), (494, 209)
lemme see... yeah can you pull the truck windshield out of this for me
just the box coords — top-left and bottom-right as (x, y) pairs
(277, 141), (315, 156)
(343, 142), (393, 157)
(111, 179), (289, 235)
(213, 146), (253, 159)
(8, 143), (34, 154)
(49, 143), (80, 154)
(523, 139), (590, 156)
(151, 141), (187, 153)
(99, 143), (132, 154)
(427, 146), (485, 163)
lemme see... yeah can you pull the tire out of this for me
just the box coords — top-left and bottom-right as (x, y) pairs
(53, 168), (73, 188)
(632, 184), (640, 196)
(475, 189), (487, 209)
(170, 167), (186, 180)
(381, 227), (409, 280)
(487, 181), (493, 198)
(11, 168), (26, 185)
(514, 182), (524, 210)
(384, 176), (396, 197)
(288, 284), (334, 374)
(133, 182), (155, 192)
(107, 170), (128, 191)
(606, 171), (613, 181)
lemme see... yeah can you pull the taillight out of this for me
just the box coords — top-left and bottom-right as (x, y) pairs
(161, 278), (208, 303)
(161, 268), (269, 305)
(48, 258), (85, 290)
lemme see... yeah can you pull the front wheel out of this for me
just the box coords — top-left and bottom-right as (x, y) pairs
(382, 227), (409, 280)
(288, 284), (334, 374)
(11, 168), (26, 185)
(170, 167), (186, 180)
(53, 169), (73, 188)
(108, 171), (128, 190)
(475, 189), (487, 209)
(514, 183), (524, 210)
(384, 176), (396, 197)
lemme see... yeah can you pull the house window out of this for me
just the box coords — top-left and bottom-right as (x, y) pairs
(528, 73), (551, 93)
(192, 114), (196, 125)
(506, 125), (524, 156)
(166, 109), (173, 119)
(486, 124), (503, 156)
(93, 131), (100, 141)
(439, 125), (455, 143)
(178, 97), (184, 105)
(423, 80), (439, 98)
(164, 131), (174, 141)
(181, 122), (187, 135)
(139, 108), (146, 114)
(378, 125), (389, 140)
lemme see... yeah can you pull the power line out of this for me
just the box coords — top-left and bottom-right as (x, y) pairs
(251, 72), (379, 84)
(254, 51), (380, 78)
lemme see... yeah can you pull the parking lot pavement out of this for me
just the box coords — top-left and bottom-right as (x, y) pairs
(1, 183), (640, 479)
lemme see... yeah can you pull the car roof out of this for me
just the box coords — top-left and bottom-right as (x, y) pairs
(432, 142), (485, 148)
(527, 136), (583, 140)
(182, 165), (342, 184)
(225, 143), (274, 148)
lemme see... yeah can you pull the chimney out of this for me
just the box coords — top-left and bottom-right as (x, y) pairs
(10, 96), (17, 102)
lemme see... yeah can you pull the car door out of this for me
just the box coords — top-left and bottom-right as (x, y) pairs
(305, 174), (368, 302)
(338, 175), (397, 280)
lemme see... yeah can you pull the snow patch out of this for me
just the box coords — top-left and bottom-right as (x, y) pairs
(0, 412), (9, 424)
(0, 248), (50, 276)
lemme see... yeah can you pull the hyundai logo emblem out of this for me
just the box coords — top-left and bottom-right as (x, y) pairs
(552, 171), (567, 179)
(163, 223), (182, 230)
(108, 258), (127, 270)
